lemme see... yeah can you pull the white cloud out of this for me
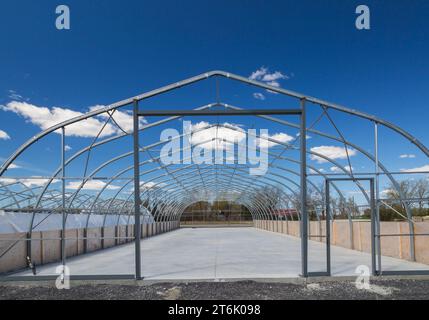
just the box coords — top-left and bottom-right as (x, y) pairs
(309, 168), (325, 174)
(330, 165), (354, 173)
(66, 180), (120, 190)
(7, 90), (25, 101)
(140, 181), (166, 189)
(185, 122), (293, 151)
(8, 164), (21, 169)
(0, 178), (16, 185)
(89, 105), (147, 133)
(399, 154), (416, 159)
(1, 101), (147, 138)
(249, 67), (289, 94)
(347, 190), (368, 195)
(310, 145), (357, 163)
(0, 176), (60, 187)
(21, 178), (60, 187)
(249, 67), (268, 81)
(0, 129), (10, 140)
(381, 189), (393, 196)
(141, 181), (156, 189)
(262, 71), (288, 82)
(186, 122), (246, 150)
(2, 101), (116, 138)
(296, 133), (311, 139)
(266, 80), (281, 88)
(253, 92), (266, 100)
(261, 132), (294, 147)
(128, 181), (166, 193)
(400, 164), (429, 173)
(65, 145), (72, 151)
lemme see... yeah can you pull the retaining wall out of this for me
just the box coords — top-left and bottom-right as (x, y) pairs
(254, 220), (429, 265)
(0, 221), (180, 274)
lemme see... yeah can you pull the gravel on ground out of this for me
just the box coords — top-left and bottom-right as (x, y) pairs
(1, 278), (429, 300)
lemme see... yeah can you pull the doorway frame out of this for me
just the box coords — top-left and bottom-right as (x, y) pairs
(324, 177), (379, 276)
(134, 105), (307, 279)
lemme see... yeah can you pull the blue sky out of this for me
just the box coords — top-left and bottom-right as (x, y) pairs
(0, 1), (428, 204)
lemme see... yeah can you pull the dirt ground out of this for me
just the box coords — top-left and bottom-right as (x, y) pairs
(1, 278), (429, 300)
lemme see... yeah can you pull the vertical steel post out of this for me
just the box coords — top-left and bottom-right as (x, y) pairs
(300, 98), (308, 277)
(370, 178), (377, 275)
(374, 123), (382, 274)
(61, 126), (66, 268)
(325, 180), (331, 276)
(133, 100), (142, 280)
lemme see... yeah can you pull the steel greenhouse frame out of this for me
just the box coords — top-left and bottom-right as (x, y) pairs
(1, 70), (429, 280)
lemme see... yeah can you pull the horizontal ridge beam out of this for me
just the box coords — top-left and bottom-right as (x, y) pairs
(138, 109), (302, 116)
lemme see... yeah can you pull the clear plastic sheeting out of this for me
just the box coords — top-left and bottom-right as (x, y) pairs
(0, 210), (154, 234)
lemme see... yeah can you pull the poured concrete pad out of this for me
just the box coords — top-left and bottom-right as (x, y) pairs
(14, 227), (428, 279)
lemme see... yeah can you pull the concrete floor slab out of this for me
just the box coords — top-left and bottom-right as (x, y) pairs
(13, 227), (429, 279)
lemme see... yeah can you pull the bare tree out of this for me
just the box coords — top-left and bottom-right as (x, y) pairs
(307, 186), (324, 220)
(346, 196), (360, 218)
(383, 178), (429, 215)
(384, 180), (417, 211)
(253, 185), (282, 218)
(414, 179), (429, 210)
(385, 180), (412, 200)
